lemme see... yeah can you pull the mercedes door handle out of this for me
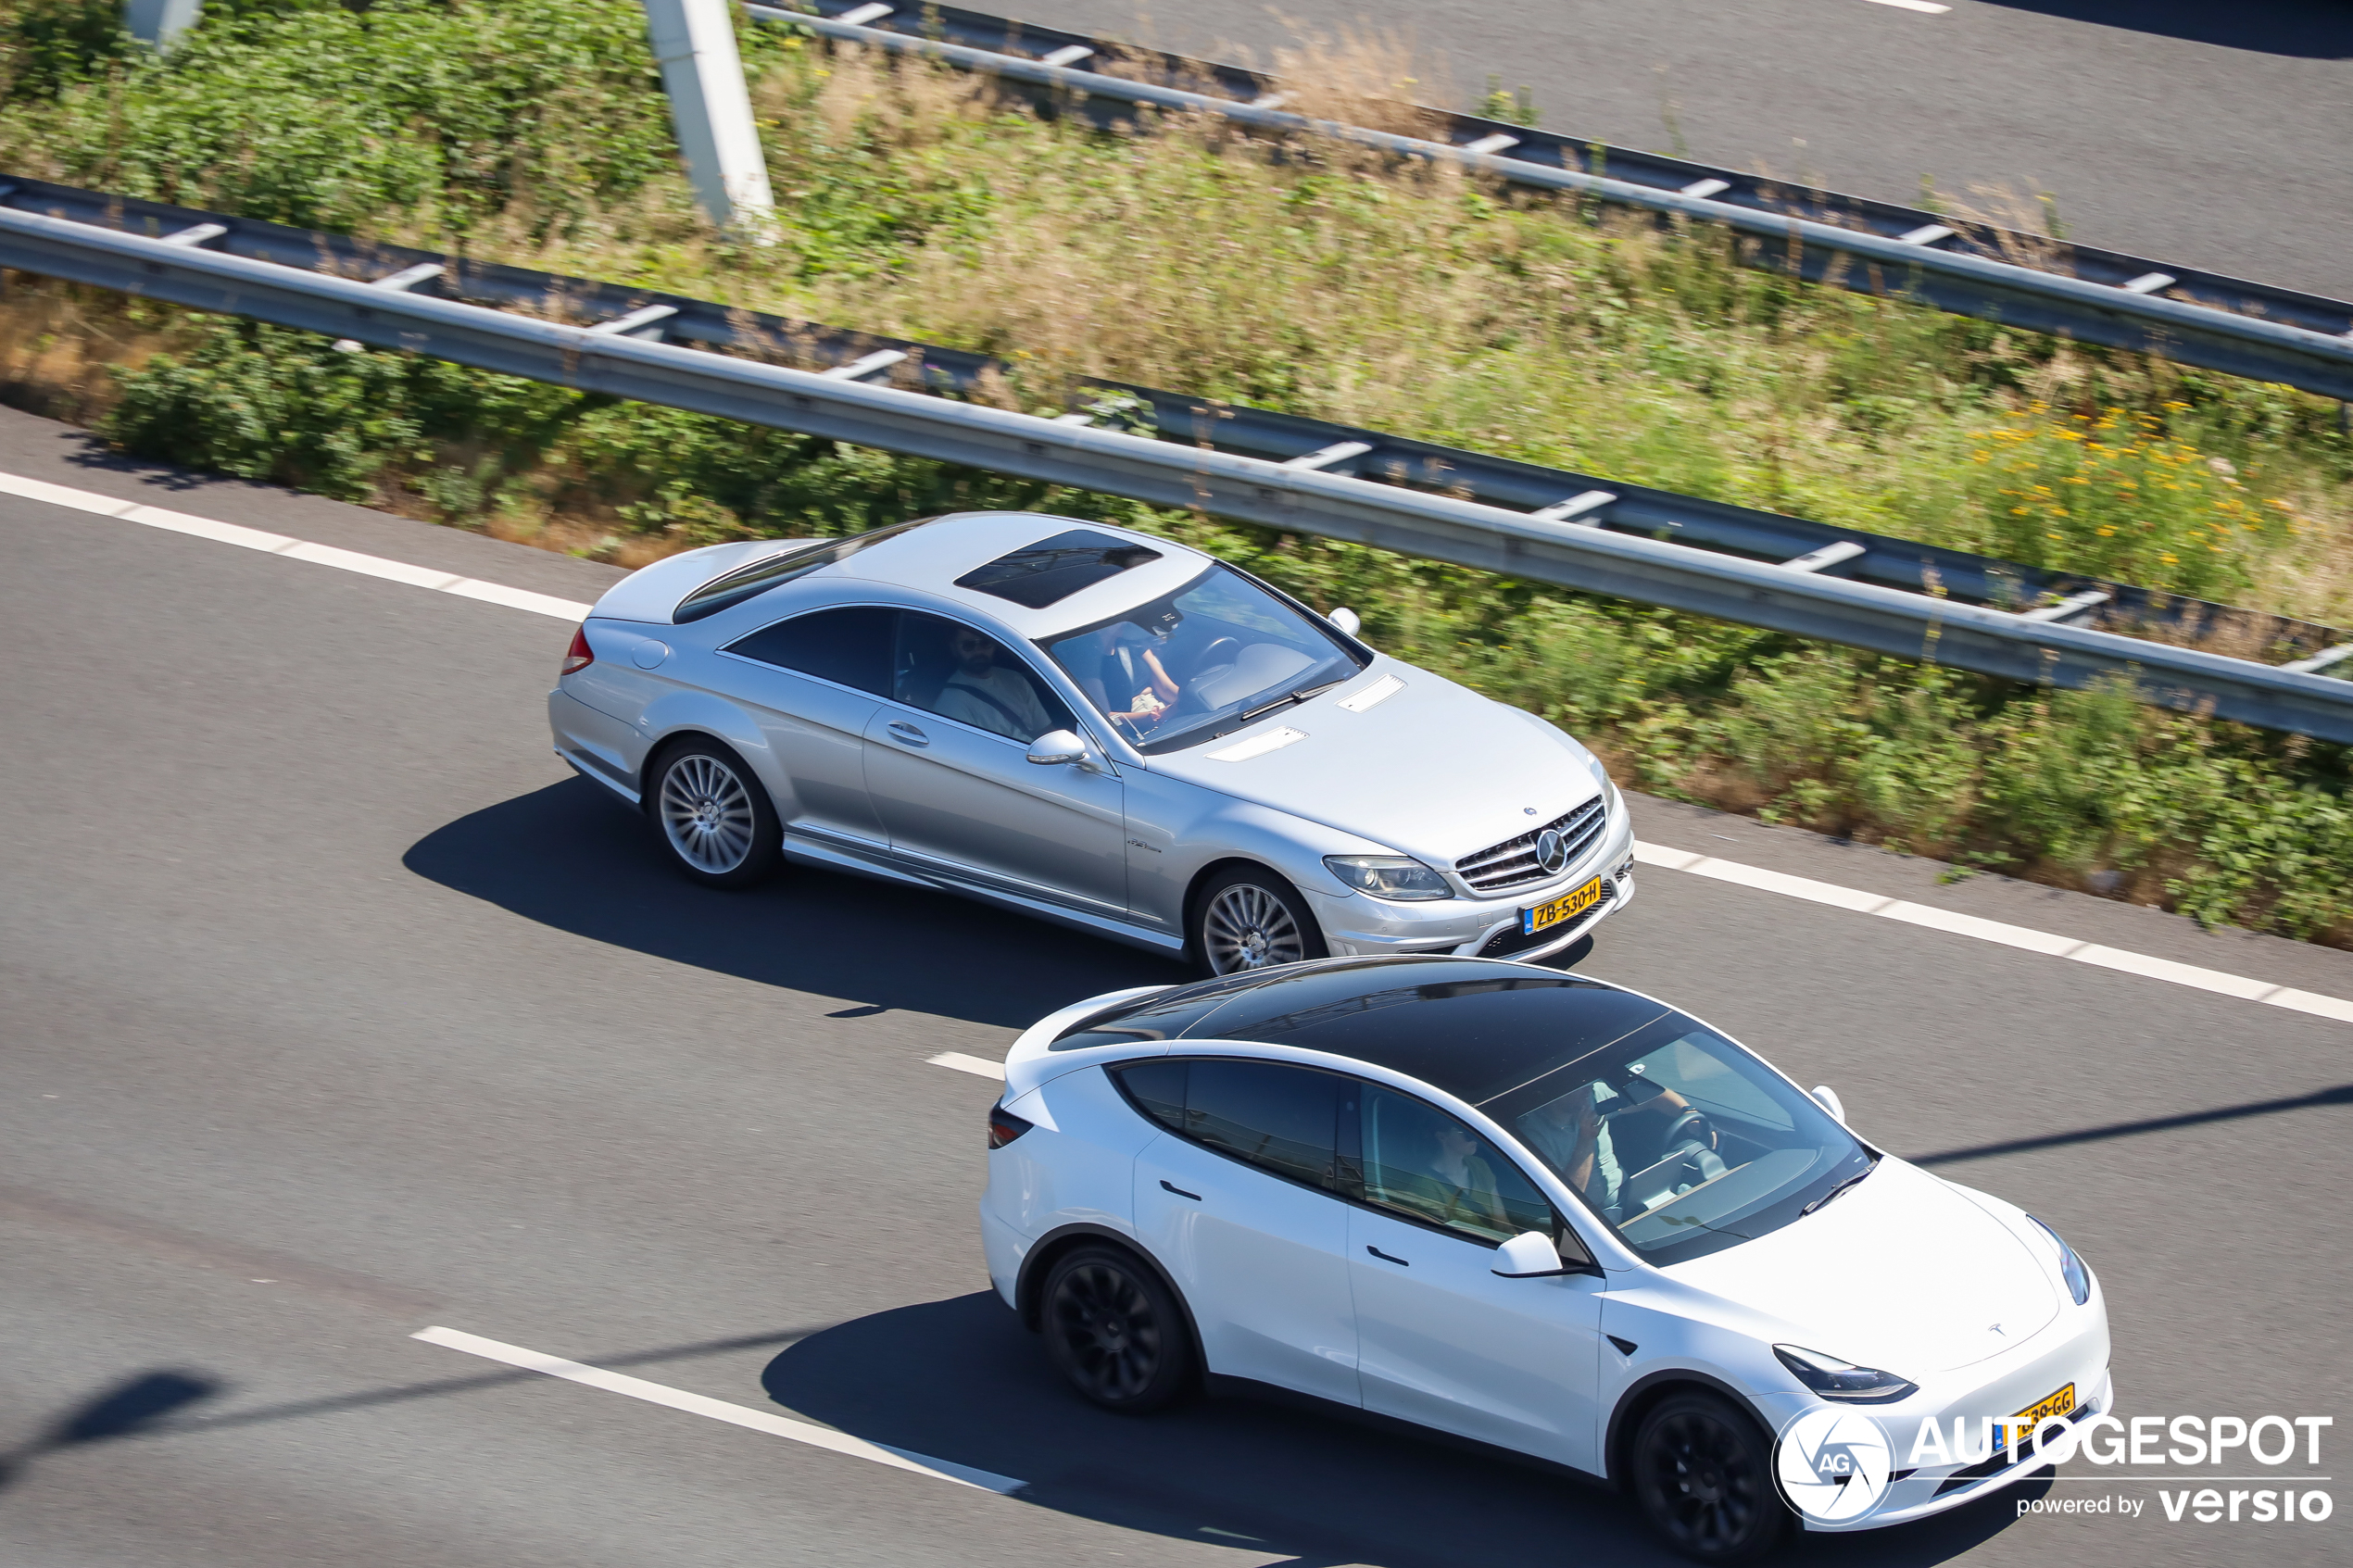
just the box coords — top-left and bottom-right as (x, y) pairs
(1160, 1180), (1202, 1201)
(1365, 1246), (1411, 1266)
(886, 721), (929, 747)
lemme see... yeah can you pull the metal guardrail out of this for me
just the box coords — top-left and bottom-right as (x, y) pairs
(4, 171), (2340, 670)
(3, 186), (2351, 739)
(755, 1), (2353, 407)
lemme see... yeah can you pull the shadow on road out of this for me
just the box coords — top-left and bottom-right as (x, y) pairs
(763, 1293), (2041, 1568)
(405, 778), (1188, 1029)
(1911, 1083), (2353, 1166)
(1974, 0), (2353, 56)
(0, 1372), (220, 1492)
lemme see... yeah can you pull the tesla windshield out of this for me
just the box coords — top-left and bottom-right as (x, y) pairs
(1037, 564), (1365, 754)
(1487, 1012), (1875, 1266)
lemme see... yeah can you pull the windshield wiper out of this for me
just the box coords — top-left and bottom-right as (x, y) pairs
(1239, 678), (1346, 723)
(1800, 1162), (1878, 1217)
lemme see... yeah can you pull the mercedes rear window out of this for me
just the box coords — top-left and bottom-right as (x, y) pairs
(673, 521), (931, 624)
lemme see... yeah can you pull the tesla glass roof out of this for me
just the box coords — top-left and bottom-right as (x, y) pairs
(952, 529), (1164, 609)
(1053, 957), (1672, 1107)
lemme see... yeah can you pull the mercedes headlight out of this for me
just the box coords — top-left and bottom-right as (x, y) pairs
(2027, 1214), (2093, 1305)
(1773, 1345), (1919, 1404)
(1324, 855), (1453, 901)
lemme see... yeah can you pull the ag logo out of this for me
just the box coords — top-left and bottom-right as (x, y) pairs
(1774, 1408), (1894, 1524)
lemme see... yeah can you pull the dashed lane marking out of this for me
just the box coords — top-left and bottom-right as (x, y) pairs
(928, 1051), (1010, 1080)
(10, 464), (2347, 1032)
(412, 1326), (1025, 1493)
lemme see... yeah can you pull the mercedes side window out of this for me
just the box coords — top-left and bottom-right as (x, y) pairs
(1359, 1084), (1556, 1247)
(892, 611), (1076, 744)
(1112, 1058), (1340, 1190)
(724, 605), (896, 695)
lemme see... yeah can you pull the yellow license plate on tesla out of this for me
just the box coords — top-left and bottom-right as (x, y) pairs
(1999, 1384), (2076, 1450)
(1522, 876), (1604, 935)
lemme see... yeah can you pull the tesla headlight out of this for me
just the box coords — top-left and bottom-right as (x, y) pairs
(1773, 1345), (1919, 1404)
(1324, 855), (1453, 901)
(2027, 1214), (2093, 1305)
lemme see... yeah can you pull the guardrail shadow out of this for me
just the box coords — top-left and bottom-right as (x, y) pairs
(761, 1293), (2042, 1568)
(403, 778), (1187, 1030)
(1975, 0), (2353, 56)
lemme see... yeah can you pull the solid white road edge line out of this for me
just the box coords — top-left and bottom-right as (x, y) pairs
(0, 470), (593, 621)
(411, 1326), (1026, 1493)
(1631, 843), (2353, 1022)
(10, 464), (2347, 1029)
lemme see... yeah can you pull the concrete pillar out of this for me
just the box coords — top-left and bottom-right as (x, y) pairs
(642, 0), (776, 235)
(125, 0), (202, 49)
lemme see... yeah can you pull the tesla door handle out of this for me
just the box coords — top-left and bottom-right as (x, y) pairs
(886, 721), (929, 747)
(1160, 1180), (1202, 1201)
(1365, 1246), (1411, 1266)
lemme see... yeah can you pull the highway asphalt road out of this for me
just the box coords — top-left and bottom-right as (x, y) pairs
(1000, 0), (2353, 302)
(2, 408), (2349, 1566)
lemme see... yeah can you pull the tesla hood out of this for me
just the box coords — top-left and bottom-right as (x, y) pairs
(1144, 661), (1605, 868)
(1666, 1159), (2060, 1374)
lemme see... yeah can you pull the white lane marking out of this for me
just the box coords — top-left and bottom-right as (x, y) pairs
(412, 1326), (1025, 1493)
(0, 469), (594, 622)
(927, 1051), (1008, 1080)
(11, 462), (2346, 1026)
(1634, 840), (2353, 1019)
(1863, 0), (1949, 12)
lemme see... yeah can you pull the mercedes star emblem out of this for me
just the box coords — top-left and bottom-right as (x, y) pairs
(1535, 829), (1568, 874)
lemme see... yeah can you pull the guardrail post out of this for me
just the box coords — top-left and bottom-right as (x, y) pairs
(124, 0), (201, 49)
(642, 0), (776, 235)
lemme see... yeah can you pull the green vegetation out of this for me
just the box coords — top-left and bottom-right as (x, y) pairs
(3, 0), (2349, 942)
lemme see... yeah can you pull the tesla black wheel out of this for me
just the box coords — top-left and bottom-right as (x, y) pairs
(1040, 1247), (1191, 1413)
(1630, 1391), (1788, 1563)
(647, 740), (781, 889)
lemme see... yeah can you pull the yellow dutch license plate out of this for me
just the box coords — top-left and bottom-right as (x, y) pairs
(1998, 1383), (2077, 1450)
(1522, 876), (1605, 935)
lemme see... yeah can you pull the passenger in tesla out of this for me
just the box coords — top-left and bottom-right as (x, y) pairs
(937, 625), (1054, 741)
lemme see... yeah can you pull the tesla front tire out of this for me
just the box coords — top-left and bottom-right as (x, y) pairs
(1191, 866), (1327, 976)
(648, 740), (780, 889)
(1629, 1391), (1788, 1564)
(1040, 1246), (1193, 1413)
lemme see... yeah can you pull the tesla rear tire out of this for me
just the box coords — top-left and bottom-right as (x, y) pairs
(1040, 1247), (1192, 1413)
(1629, 1391), (1788, 1563)
(1190, 866), (1327, 977)
(647, 740), (780, 889)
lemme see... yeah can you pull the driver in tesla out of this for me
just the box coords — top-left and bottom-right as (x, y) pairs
(1518, 1073), (1695, 1222)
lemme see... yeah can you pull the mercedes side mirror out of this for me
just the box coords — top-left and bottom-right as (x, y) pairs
(1026, 729), (1089, 767)
(1328, 606), (1363, 637)
(1493, 1230), (1578, 1278)
(1811, 1085), (1846, 1123)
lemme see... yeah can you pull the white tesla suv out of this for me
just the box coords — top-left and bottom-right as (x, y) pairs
(980, 957), (2110, 1562)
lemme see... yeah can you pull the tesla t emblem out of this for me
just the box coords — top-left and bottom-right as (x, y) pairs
(1536, 829), (1568, 874)
(1988, 1323), (2006, 1336)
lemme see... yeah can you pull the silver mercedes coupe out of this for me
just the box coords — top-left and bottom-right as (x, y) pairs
(548, 512), (1635, 973)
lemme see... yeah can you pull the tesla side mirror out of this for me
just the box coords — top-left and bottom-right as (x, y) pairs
(1811, 1085), (1846, 1123)
(1026, 729), (1089, 766)
(1493, 1230), (1575, 1278)
(1328, 606), (1362, 637)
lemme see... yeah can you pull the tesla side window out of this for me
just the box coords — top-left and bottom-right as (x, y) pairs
(1111, 1058), (1340, 1190)
(1036, 563), (1367, 755)
(724, 606), (896, 694)
(1358, 1085), (1555, 1246)
(891, 611), (1076, 744)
